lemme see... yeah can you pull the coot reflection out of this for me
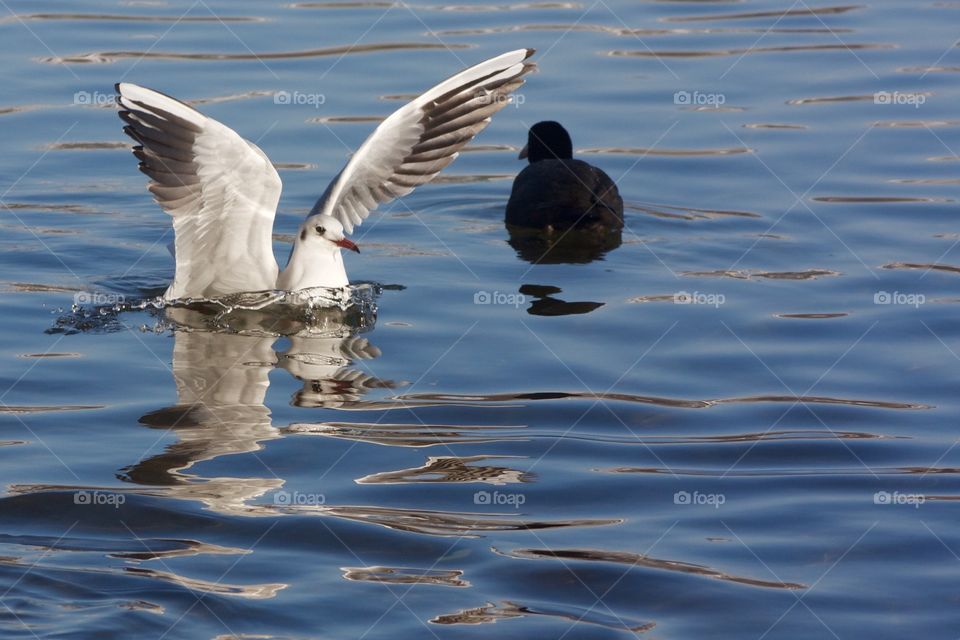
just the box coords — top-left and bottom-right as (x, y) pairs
(505, 121), (624, 264)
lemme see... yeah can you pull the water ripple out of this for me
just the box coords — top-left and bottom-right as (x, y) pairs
(883, 262), (960, 275)
(379, 390), (929, 410)
(432, 23), (851, 36)
(680, 268), (841, 280)
(582, 146), (752, 157)
(288, 2), (583, 11)
(874, 120), (960, 128)
(662, 5), (864, 22)
(432, 600), (654, 632)
(124, 567), (285, 599)
(341, 566), (470, 587)
(605, 466), (960, 477)
(0, 404), (102, 414)
(497, 547), (807, 589)
(776, 312), (849, 319)
(813, 196), (950, 203)
(627, 201), (761, 220)
(40, 42), (469, 64)
(285, 421), (520, 447)
(306, 505), (622, 537)
(0, 12), (264, 24)
(743, 122), (808, 130)
(609, 44), (894, 58)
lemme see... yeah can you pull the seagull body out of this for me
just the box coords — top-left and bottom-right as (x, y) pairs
(117, 49), (535, 301)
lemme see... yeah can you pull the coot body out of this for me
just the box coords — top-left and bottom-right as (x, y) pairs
(505, 121), (623, 231)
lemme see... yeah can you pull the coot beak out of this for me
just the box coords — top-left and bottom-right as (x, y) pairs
(335, 237), (360, 253)
(518, 144), (528, 160)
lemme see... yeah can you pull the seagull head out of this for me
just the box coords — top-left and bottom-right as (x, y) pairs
(299, 214), (359, 254)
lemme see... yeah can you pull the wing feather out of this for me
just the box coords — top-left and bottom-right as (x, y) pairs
(311, 49), (535, 233)
(116, 83), (282, 300)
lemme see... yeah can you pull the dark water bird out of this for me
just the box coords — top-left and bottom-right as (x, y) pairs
(505, 121), (624, 231)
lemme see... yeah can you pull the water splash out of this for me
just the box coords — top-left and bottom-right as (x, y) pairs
(48, 284), (380, 336)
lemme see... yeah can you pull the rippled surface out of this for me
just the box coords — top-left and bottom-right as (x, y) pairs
(1, 0), (959, 637)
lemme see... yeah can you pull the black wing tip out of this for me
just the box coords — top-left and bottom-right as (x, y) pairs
(121, 124), (144, 147)
(113, 82), (202, 116)
(520, 49), (537, 74)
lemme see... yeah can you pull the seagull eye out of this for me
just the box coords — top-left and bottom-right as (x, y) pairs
(315, 225), (326, 235)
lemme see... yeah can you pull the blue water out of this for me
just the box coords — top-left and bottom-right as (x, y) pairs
(1, 0), (960, 637)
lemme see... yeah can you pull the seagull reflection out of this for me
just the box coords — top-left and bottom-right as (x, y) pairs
(355, 455), (533, 485)
(120, 306), (622, 537)
(280, 333), (396, 409)
(125, 305), (385, 512)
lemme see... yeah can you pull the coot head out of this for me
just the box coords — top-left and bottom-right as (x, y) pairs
(519, 121), (573, 163)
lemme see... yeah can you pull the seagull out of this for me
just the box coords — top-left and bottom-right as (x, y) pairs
(117, 49), (535, 302)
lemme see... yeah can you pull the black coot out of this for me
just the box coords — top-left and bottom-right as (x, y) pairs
(505, 121), (624, 231)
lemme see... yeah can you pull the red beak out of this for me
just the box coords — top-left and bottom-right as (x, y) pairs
(334, 237), (360, 253)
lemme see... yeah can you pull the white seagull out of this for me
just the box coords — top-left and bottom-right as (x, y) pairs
(117, 49), (535, 301)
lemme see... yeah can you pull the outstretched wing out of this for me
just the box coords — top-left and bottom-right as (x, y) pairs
(116, 83), (282, 300)
(311, 49), (535, 233)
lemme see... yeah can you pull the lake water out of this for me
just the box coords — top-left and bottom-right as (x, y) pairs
(1, 0), (959, 637)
